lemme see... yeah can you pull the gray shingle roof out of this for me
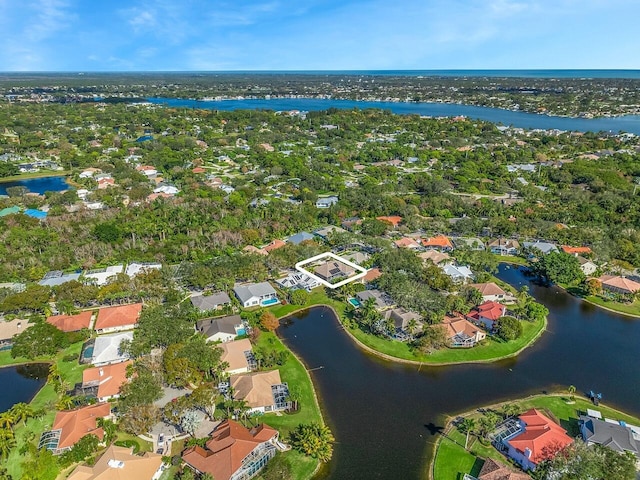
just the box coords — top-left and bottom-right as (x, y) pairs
(233, 282), (276, 304)
(191, 292), (231, 311)
(580, 415), (640, 455)
(196, 315), (242, 338)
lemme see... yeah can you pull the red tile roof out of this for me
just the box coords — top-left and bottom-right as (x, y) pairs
(192, 167), (206, 174)
(468, 301), (506, 322)
(394, 237), (420, 249)
(52, 403), (111, 450)
(182, 420), (277, 480)
(46, 311), (92, 332)
(363, 268), (382, 283)
(376, 216), (403, 227)
(599, 275), (640, 294)
(507, 408), (573, 465)
(94, 303), (142, 330)
(561, 245), (592, 255)
(82, 360), (132, 399)
(422, 235), (453, 249)
(262, 239), (286, 253)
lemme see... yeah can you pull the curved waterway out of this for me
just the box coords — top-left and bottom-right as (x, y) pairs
(147, 97), (640, 134)
(0, 363), (48, 412)
(277, 265), (640, 480)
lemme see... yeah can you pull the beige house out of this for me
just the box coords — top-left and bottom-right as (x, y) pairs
(220, 338), (254, 375)
(68, 445), (163, 480)
(0, 319), (32, 347)
(598, 275), (640, 295)
(442, 314), (486, 348)
(418, 250), (450, 265)
(314, 260), (355, 283)
(230, 370), (289, 414)
(468, 282), (509, 302)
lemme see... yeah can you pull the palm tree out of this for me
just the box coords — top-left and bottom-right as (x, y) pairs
(10, 403), (34, 426)
(568, 385), (576, 402)
(458, 418), (476, 449)
(55, 395), (75, 411)
(0, 413), (15, 431)
(0, 429), (16, 459)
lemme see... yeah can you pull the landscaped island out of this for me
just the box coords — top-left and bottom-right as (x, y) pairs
(432, 392), (640, 480)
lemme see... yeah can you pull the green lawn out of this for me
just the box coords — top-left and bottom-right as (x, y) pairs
(0, 170), (70, 182)
(348, 314), (545, 365)
(495, 255), (530, 267)
(432, 394), (640, 480)
(253, 331), (324, 480)
(2, 341), (88, 479)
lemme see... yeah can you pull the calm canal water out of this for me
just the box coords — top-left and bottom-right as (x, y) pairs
(277, 265), (640, 480)
(0, 363), (48, 412)
(0, 176), (69, 196)
(147, 97), (640, 135)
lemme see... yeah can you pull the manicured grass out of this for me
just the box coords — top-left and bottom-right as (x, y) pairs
(0, 170), (70, 182)
(269, 288), (347, 319)
(495, 255), (530, 267)
(583, 294), (640, 317)
(432, 393), (640, 480)
(253, 331), (324, 480)
(1, 341), (88, 479)
(114, 432), (153, 453)
(348, 314), (545, 365)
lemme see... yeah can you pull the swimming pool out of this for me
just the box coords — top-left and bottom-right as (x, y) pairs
(261, 298), (279, 306)
(83, 346), (94, 360)
(348, 298), (361, 307)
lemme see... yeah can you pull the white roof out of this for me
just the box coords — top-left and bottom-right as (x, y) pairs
(587, 409), (602, 419)
(125, 262), (162, 277)
(92, 332), (133, 365)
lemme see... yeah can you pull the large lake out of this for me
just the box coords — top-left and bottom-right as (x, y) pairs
(147, 97), (640, 135)
(277, 265), (640, 480)
(0, 176), (69, 196)
(0, 364), (48, 412)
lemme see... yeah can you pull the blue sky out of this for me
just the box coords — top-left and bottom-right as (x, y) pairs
(0, 0), (639, 71)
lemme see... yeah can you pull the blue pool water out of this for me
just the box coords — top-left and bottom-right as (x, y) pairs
(83, 346), (94, 359)
(236, 328), (247, 336)
(261, 298), (279, 306)
(348, 298), (361, 308)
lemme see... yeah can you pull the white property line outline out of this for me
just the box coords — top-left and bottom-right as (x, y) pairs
(295, 252), (368, 289)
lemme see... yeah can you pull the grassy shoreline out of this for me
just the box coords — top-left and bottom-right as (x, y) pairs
(430, 392), (640, 480)
(0, 170), (70, 183)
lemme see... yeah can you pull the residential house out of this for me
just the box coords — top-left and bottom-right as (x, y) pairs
(394, 237), (421, 250)
(242, 245), (268, 256)
(275, 271), (320, 291)
(67, 445), (163, 480)
(125, 262), (162, 278)
(286, 231), (314, 245)
(39, 271), (81, 287)
(182, 420), (279, 480)
(341, 217), (362, 231)
(314, 260), (355, 283)
(577, 257), (598, 276)
(501, 408), (573, 471)
(454, 237), (486, 251)
(442, 314), (487, 347)
(0, 319), (32, 348)
(136, 165), (158, 177)
(382, 308), (423, 339)
(314, 225), (347, 241)
(418, 250), (450, 265)
(441, 263), (474, 283)
(0, 282), (26, 292)
(467, 301), (506, 330)
(47, 311), (93, 332)
(83, 265), (124, 286)
(377, 216), (403, 228)
(94, 303), (142, 334)
(191, 292), (232, 312)
(91, 332), (134, 366)
(361, 268), (382, 284)
(220, 338), (255, 375)
(196, 315), (246, 343)
(262, 239), (286, 253)
(39, 403), (111, 455)
(561, 245), (593, 256)
(233, 282), (278, 308)
(315, 196), (338, 208)
(340, 252), (368, 265)
(229, 370), (290, 414)
(522, 241), (559, 256)
(598, 275), (640, 295)
(422, 235), (454, 252)
(579, 415), (640, 458)
(356, 290), (393, 310)
(81, 360), (133, 402)
(476, 458), (530, 480)
(468, 283), (509, 303)
(488, 238), (520, 255)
